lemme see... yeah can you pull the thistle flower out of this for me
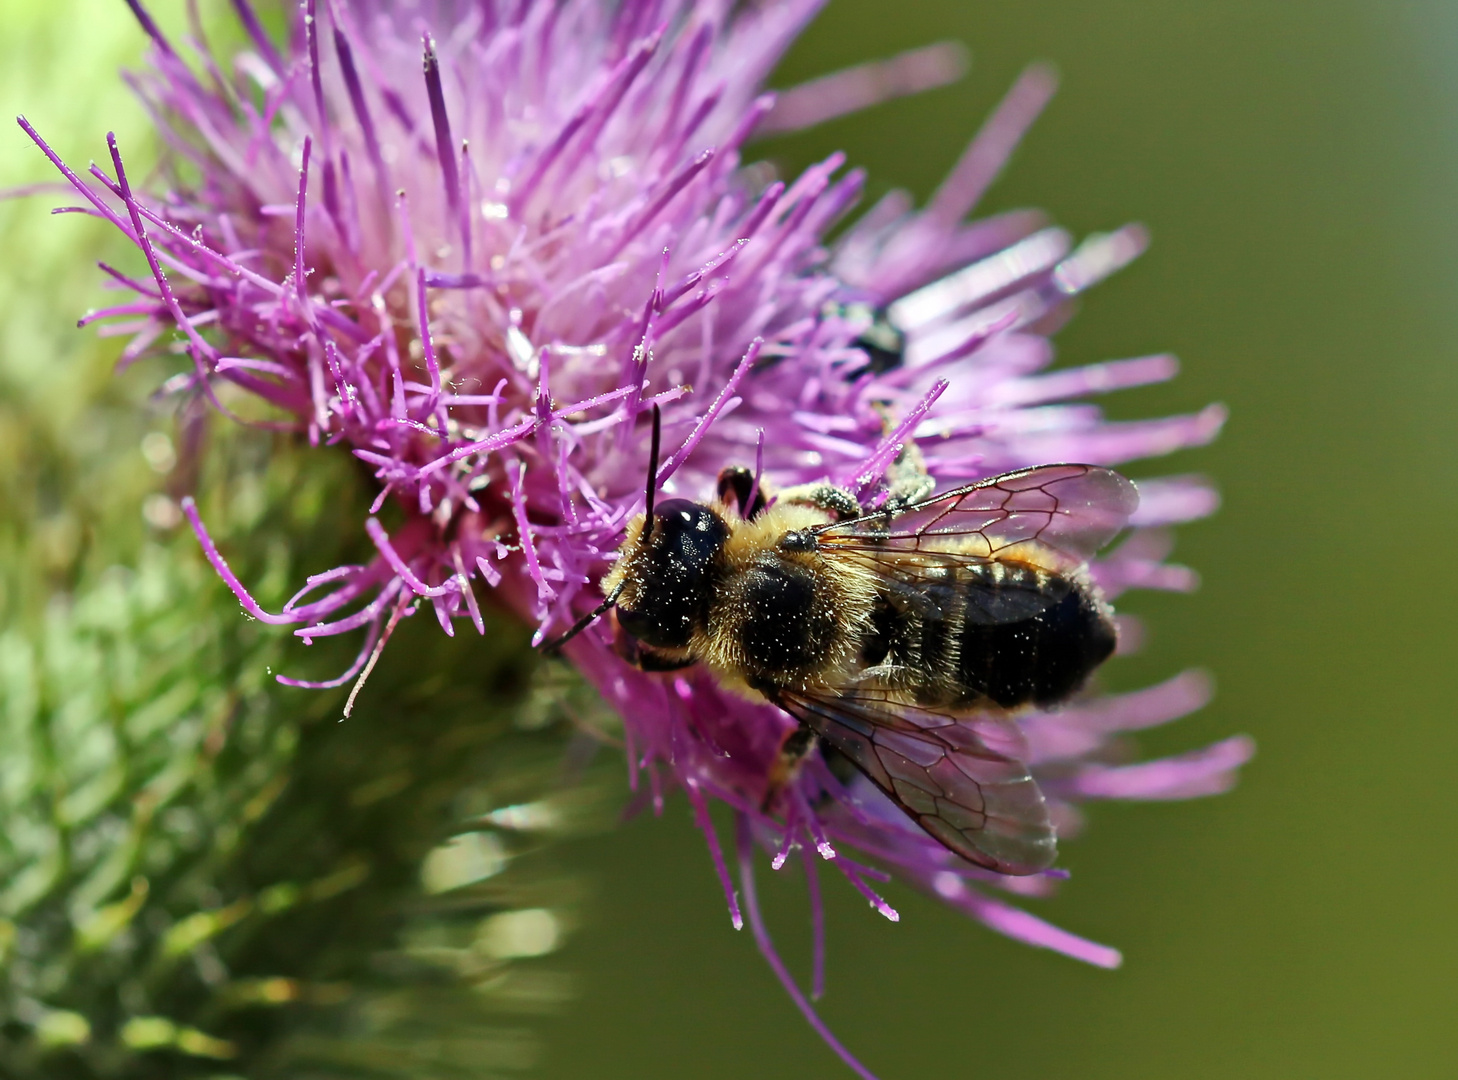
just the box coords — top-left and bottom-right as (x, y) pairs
(24, 1), (1251, 1073)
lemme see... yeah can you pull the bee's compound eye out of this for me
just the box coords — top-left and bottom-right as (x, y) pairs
(653, 498), (715, 530)
(619, 500), (727, 650)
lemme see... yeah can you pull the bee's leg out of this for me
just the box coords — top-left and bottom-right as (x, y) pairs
(611, 619), (698, 672)
(880, 438), (935, 511)
(635, 649), (698, 673)
(716, 465), (769, 521)
(856, 401), (936, 512)
(847, 661), (915, 687)
(818, 742), (862, 789)
(776, 482), (864, 521)
(761, 724), (817, 812)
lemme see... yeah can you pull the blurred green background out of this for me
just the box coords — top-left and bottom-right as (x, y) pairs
(4, 1), (1456, 1078)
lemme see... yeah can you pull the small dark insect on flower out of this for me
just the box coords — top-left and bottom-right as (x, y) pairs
(24, 1), (1251, 1073)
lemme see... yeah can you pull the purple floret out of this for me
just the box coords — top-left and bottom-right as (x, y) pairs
(22, 2), (1251, 1072)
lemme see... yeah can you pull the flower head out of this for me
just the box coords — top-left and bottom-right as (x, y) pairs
(24, 1), (1250, 1072)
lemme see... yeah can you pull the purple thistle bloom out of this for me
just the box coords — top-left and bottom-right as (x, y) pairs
(23, 1), (1251, 1072)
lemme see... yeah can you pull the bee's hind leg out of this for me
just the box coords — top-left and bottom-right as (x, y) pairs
(879, 436), (935, 512)
(761, 724), (817, 812)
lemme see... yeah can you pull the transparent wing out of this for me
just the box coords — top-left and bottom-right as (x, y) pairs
(817, 464), (1139, 571)
(772, 686), (1057, 875)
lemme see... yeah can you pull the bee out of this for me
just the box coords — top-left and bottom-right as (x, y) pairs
(829, 300), (906, 377)
(546, 408), (1138, 875)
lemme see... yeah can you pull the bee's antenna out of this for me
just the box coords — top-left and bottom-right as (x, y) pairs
(541, 406), (660, 657)
(642, 403), (662, 535)
(541, 581), (625, 655)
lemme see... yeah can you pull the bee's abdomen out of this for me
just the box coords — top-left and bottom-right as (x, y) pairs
(957, 579), (1115, 707)
(863, 563), (1116, 709)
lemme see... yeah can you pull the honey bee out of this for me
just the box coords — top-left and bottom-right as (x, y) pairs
(546, 408), (1138, 875)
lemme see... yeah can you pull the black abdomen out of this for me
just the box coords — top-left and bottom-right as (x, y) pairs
(860, 562), (1116, 709)
(956, 581), (1115, 707)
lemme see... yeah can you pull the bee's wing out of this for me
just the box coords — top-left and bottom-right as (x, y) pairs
(773, 686), (1057, 875)
(818, 464), (1139, 570)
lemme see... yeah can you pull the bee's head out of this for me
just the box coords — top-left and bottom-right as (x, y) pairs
(614, 499), (728, 649)
(540, 405), (730, 657)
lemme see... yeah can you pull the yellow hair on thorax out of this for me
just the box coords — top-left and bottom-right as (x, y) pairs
(719, 500), (829, 568)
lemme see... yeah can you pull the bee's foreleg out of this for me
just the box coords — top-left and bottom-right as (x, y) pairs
(611, 618), (698, 672)
(761, 724), (817, 813)
(716, 465), (769, 521)
(635, 650), (698, 673)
